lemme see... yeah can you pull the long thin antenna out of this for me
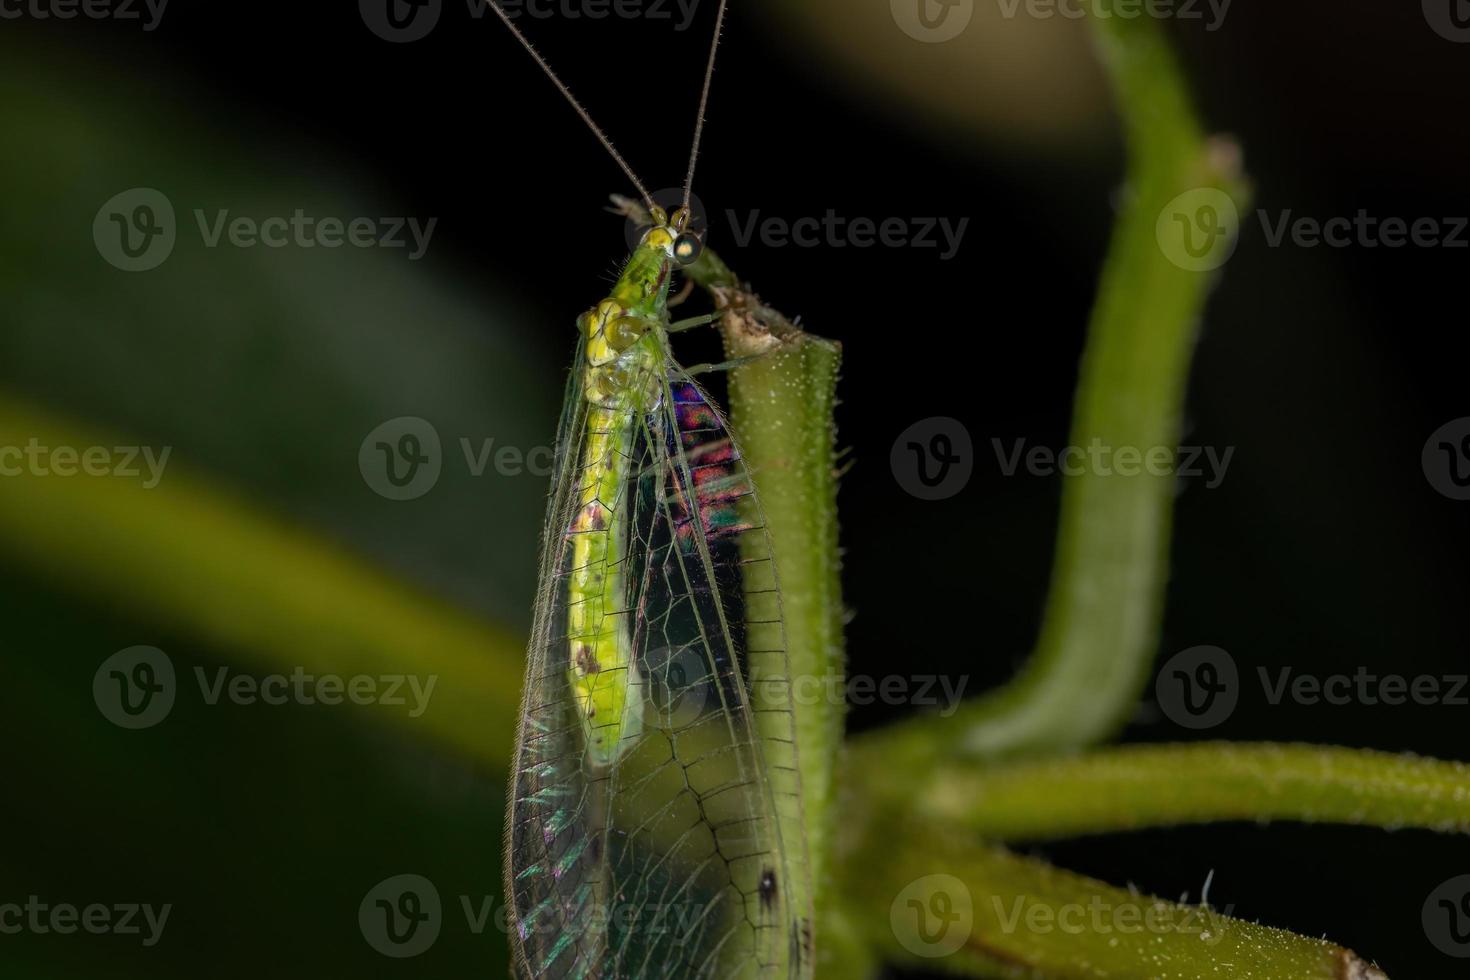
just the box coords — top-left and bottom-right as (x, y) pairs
(485, 2), (654, 209)
(682, 0), (730, 213)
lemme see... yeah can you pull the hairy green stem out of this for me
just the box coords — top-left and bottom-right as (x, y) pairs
(838, 807), (1385, 980)
(853, 3), (1249, 777)
(900, 743), (1470, 841)
(724, 330), (844, 866)
(706, 257), (855, 976)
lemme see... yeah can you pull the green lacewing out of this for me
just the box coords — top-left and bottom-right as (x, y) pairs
(490, 3), (813, 976)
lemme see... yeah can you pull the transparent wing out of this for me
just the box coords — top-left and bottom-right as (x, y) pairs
(505, 345), (811, 979)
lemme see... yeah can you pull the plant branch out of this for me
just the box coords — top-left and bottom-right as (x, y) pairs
(0, 393), (523, 764)
(703, 251), (856, 976)
(723, 322), (844, 864)
(889, 742), (1470, 842)
(837, 806), (1386, 980)
(851, 3), (1249, 777)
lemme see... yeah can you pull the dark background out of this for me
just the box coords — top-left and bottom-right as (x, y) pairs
(3, 0), (1469, 976)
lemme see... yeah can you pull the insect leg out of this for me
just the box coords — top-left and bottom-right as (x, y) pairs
(667, 279), (696, 309)
(668, 313), (721, 333)
(682, 353), (769, 375)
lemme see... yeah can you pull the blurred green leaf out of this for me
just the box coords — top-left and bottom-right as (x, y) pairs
(0, 39), (559, 625)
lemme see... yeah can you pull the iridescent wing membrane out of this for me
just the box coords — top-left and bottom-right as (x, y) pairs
(507, 340), (811, 979)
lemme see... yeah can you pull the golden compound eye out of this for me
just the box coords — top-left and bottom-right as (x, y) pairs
(607, 315), (648, 350)
(673, 232), (703, 266)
